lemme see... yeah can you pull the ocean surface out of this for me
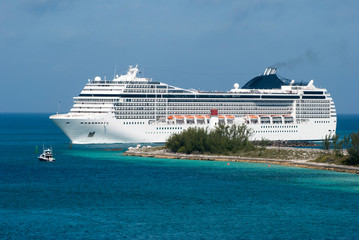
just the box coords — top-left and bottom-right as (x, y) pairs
(0, 113), (359, 239)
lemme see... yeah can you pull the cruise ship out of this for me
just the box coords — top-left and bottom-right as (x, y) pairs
(50, 66), (337, 144)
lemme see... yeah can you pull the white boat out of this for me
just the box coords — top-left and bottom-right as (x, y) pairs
(38, 147), (55, 162)
(50, 66), (337, 144)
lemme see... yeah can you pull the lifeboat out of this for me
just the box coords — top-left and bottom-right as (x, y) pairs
(283, 115), (294, 123)
(259, 115), (270, 123)
(272, 115), (283, 124)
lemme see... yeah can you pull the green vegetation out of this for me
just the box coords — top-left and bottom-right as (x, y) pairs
(314, 153), (349, 165)
(166, 124), (255, 154)
(165, 125), (322, 160)
(346, 131), (359, 165)
(164, 124), (359, 167)
(314, 131), (359, 166)
(165, 124), (320, 160)
(226, 148), (319, 160)
(321, 134), (331, 151)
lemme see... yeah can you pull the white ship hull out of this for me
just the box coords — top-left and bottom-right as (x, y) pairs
(50, 66), (337, 144)
(50, 114), (337, 144)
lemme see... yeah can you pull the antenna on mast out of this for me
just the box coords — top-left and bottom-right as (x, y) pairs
(114, 62), (117, 79)
(57, 101), (61, 115)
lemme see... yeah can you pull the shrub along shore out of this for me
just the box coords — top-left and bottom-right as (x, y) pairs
(124, 124), (359, 174)
(124, 147), (359, 174)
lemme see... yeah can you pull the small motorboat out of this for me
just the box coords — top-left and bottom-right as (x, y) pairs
(38, 147), (55, 162)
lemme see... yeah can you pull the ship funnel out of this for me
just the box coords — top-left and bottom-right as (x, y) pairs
(263, 68), (269, 75)
(263, 67), (277, 75)
(263, 68), (267, 75)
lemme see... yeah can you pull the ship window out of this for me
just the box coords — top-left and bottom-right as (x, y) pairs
(66, 122), (70, 124)
(81, 122), (83, 124)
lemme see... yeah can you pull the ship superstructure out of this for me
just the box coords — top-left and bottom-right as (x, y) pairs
(50, 66), (337, 143)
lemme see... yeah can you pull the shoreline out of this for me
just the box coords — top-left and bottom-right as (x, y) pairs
(123, 148), (359, 174)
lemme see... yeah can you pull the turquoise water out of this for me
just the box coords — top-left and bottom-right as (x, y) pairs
(0, 113), (359, 239)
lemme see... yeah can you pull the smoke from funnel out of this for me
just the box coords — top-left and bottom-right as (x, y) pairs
(271, 50), (318, 69)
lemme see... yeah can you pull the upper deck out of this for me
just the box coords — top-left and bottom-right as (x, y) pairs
(68, 66), (335, 120)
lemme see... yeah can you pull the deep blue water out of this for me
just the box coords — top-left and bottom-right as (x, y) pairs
(0, 113), (359, 239)
(337, 114), (359, 138)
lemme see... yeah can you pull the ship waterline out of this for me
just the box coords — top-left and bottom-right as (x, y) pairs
(50, 66), (337, 144)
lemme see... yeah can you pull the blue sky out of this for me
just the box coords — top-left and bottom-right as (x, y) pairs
(1, 0), (358, 114)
